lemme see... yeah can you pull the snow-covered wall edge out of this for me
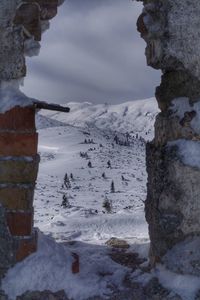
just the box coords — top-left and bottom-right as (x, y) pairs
(138, 0), (200, 276)
(0, 0), (65, 113)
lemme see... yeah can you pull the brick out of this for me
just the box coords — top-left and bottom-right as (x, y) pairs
(15, 230), (37, 262)
(0, 106), (36, 132)
(0, 132), (38, 156)
(0, 185), (34, 210)
(6, 211), (33, 236)
(72, 252), (80, 274)
(0, 155), (39, 183)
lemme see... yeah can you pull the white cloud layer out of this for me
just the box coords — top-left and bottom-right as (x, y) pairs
(22, 0), (160, 104)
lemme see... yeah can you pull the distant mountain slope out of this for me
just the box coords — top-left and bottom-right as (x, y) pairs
(36, 113), (67, 129)
(38, 98), (159, 139)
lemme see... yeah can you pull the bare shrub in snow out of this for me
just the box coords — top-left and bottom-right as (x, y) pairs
(102, 196), (112, 213)
(64, 173), (71, 189)
(88, 161), (92, 168)
(79, 151), (89, 159)
(107, 160), (111, 168)
(61, 194), (71, 208)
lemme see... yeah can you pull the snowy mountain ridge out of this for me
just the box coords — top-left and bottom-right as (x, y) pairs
(38, 97), (159, 139)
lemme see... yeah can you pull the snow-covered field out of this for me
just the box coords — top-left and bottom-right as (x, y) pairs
(34, 98), (158, 244)
(3, 98), (164, 299)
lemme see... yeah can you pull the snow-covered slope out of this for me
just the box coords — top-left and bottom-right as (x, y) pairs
(33, 98), (159, 242)
(36, 114), (66, 129)
(3, 98), (163, 300)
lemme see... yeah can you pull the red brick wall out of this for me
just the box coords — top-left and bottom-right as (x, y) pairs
(0, 106), (38, 263)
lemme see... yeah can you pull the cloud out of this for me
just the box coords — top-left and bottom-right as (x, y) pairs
(22, 0), (160, 104)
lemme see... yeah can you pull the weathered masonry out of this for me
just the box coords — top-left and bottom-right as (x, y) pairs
(0, 0), (66, 278)
(137, 0), (200, 275)
(0, 106), (38, 277)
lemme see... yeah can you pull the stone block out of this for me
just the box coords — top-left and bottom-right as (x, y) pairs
(0, 106), (36, 132)
(6, 211), (33, 236)
(0, 26), (25, 81)
(0, 185), (34, 210)
(26, 0), (59, 20)
(14, 3), (41, 41)
(15, 230), (37, 262)
(0, 205), (14, 279)
(16, 290), (69, 300)
(0, 155), (39, 184)
(0, 132), (38, 156)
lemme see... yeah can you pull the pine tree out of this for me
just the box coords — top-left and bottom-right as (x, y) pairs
(61, 194), (70, 208)
(64, 173), (71, 189)
(114, 135), (119, 144)
(88, 161), (92, 168)
(102, 172), (106, 179)
(111, 180), (115, 193)
(107, 160), (111, 168)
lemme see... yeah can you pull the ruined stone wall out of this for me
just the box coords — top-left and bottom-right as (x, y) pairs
(137, 0), (200, 274)
(0, 0), (62, 279)
(0, 0), (61, 81)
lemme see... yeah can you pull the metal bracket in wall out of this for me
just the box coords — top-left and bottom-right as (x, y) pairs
(33, 100), (70, 113)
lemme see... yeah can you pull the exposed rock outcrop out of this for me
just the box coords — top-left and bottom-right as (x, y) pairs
(137, 0), (200, 272)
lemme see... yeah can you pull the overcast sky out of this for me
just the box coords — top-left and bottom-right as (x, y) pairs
(22, 0), (160, 104)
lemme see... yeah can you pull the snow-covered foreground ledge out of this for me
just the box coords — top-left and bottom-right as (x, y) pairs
(3, 231), (200, 300)
(2, 230), (143, 300)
